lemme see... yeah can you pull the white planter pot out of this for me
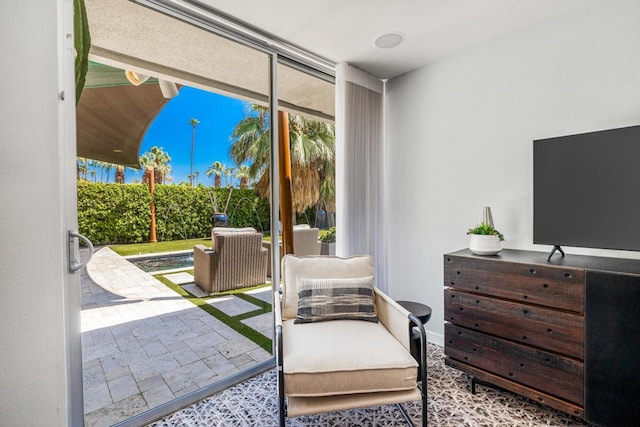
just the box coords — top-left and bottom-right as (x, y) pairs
(469, 234), (502, 256)
(321, 242), (336, 255)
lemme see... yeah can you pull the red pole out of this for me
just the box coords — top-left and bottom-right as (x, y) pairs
(149, 167), (157, 243)
(278, 111), (293, 255)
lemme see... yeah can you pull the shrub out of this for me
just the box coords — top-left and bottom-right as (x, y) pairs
(78, 182), (270, 244)
(320, 227), (336, 243)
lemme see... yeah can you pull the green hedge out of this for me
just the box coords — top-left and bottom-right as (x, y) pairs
(78, 182), (270, 244)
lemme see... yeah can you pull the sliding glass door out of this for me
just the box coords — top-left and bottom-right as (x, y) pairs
(77, 1), (334, 425)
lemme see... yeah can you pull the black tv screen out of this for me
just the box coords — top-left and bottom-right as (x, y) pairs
(533, 125), (640, 252)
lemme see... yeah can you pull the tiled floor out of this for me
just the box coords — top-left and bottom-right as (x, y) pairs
(153, 344), (589, 426)
(81, 247), (273, 427)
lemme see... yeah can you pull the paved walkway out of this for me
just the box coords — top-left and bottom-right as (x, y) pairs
(81, 247), (273, 427)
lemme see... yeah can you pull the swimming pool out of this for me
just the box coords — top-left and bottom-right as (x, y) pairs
(129, 252), (194, 273)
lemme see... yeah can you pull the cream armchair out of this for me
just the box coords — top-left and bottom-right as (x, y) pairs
(275, 255), (427, 426)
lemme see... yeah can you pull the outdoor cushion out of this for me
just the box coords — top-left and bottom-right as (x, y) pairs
(295, 276), (378, 324)
(281, 255), (374, 320)
(282, 319), (418, 397)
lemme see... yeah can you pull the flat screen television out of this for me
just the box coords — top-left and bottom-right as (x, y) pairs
(533, 124), (640, 254)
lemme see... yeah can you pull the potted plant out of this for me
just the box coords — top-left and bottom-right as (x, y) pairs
(467, 223), (504, 255)
(320, 227), (336, 255)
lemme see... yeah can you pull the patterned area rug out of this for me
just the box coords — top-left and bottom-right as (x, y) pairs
(152, 343), (589, 426)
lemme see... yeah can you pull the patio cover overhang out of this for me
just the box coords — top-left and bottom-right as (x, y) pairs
(77, 62), (173, 168)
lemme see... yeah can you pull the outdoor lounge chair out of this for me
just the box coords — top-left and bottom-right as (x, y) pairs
(193, 227), (268, 293)
(275, 254), (428, 426)
(264, 225), (321, 276)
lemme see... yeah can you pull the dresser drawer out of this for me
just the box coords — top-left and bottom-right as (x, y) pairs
(445, 289), (584, 359)
(444, 255), (584, 312)
(445, 324), (584, 405)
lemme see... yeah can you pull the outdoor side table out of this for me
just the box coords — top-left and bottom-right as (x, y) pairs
(396, 300), (432, 379)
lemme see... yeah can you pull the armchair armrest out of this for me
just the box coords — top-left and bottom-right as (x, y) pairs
(376, 289), (428, 418)
(374, 288), (412, 352)
(194, 244), (216, 293)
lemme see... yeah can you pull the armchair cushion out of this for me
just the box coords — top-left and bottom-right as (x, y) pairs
(282, 255), (374, 320)
(282, 319), (418, 397)
(294, 276), (378, 324)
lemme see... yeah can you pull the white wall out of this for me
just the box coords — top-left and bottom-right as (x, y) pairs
(385, 0), (640, 345)
(0, 0), (78, 425)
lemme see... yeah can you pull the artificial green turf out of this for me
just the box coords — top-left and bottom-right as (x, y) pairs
(110, 238), (211, 256)
(111, 229), (328, 256)
(154, 274), (273, 353)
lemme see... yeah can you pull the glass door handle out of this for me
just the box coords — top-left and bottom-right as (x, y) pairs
(68, 231), (95, 273)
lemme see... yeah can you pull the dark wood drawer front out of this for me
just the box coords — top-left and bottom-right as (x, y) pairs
(444, 255), (584, 312)
(445, 324), (584, 405)
(444, 289), (584, 359)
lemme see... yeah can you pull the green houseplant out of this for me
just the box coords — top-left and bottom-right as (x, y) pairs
(320, 227), (336, 255)
(467, 222), (504, 255)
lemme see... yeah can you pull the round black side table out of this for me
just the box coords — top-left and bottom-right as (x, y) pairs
(396, 300), (432, 378)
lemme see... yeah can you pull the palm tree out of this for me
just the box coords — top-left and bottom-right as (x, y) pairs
(205, 160), (225, 188)
(139, 146), (172, 184)
(77, 157), (88, 180)
(115, 165), (125, 183)
(225, 166), (236, 187)
(229, 105), (335, 212)
(103, 162), (113, 183)
(229, 105), (270, 181)
(86, 160), (97, 182)
(235, 165), (251, 189)
(188, 117), (200, 186)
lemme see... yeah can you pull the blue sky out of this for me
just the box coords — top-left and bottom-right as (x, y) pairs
(127, 86), (250, 184)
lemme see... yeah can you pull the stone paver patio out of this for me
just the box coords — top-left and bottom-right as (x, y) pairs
(81, 247), (273, 427)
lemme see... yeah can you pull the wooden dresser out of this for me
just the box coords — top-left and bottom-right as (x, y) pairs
(443, 249), (640, 426)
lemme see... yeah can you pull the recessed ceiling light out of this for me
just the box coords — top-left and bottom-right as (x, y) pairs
(374, 32), (405, 49)
(112, 149), (123, 153)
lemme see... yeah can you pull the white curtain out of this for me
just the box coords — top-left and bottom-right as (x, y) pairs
(335, 63), (388, 292)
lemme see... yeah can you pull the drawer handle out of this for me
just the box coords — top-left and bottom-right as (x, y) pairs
(523, 309), (529, 315)
(547, 328), (553, 333)
(564, 272), (573, 278)
(456, 271), (461, 275)
(529, 268), (536, 274)
(543, 283), (549, 288)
